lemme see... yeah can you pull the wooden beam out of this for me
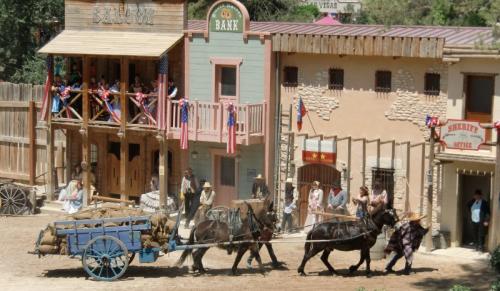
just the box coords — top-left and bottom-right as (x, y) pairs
(46, 55), (55, 200)
(488, 130), (500, 251)
(362, 138), (366, 186)
(28, 101), (36, 185)
(82, 55), (91, 207)
(159, 138), (168, 209)
(120, 56), (129, 201)
(405, 142), (411, 212)
(347, 137), (352, 199)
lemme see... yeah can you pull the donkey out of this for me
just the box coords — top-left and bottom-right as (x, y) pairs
(297, 208), (398, 276)
(176, 200), (277, 275)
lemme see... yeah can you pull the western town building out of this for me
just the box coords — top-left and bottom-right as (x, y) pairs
(33, 0), (499, 251)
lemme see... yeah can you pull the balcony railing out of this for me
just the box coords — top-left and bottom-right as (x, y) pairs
(51, 90), (266, 145)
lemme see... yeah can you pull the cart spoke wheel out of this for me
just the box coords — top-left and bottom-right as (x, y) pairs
(82, 235), (129, 281)
(0, 184), (28, 215)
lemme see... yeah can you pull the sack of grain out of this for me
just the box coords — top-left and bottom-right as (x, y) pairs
(38, 245), (59, 255)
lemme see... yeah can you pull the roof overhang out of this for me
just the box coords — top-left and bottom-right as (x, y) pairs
(435, 152), (496, 165)
(39, 30), (183, 58)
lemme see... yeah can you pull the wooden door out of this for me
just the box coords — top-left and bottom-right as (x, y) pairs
(297, 164), (341, 226)
(128, 156), (143, 197)
(107, 152), (121, 195)
(465, 75), (494, 142)
(213, 155), (237, 206)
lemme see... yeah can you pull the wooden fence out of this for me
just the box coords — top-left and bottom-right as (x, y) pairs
(0, 82), (65, 185)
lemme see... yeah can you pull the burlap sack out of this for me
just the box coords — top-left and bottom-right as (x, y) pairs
(38, 245), (58, 255)
(40, 231), (57, 246)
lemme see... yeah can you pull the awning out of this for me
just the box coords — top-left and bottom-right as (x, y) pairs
(38, 30), (183, 58)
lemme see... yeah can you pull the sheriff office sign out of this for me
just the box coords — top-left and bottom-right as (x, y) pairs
(209, 3), (243, 33)
(440, 119), (486, 150)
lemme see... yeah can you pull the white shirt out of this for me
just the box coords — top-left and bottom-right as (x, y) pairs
(283, 201), (296, 214)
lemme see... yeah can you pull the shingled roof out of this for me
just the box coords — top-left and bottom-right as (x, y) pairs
(188, 20), (495, 47)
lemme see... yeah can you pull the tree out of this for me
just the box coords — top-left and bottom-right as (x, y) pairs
(188, 0), (319, 22)
(0, 0), (64, 83)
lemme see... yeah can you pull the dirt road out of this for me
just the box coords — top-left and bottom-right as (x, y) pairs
(0, 213), (494, 291)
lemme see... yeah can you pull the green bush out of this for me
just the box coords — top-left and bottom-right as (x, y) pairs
(491, 246), (500, 273)
(449, 285), (471, 291)
(491, 280), (500, 291)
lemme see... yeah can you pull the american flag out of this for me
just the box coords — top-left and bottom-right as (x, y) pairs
(494, 120), (500, 130)
(297, 96), (307, 131)
(425, 115), (440, 128)
(156, 55), (168, 131)
(227, 103), (236, 154)
(39, 56), (53, 121)
(180, 99), (189, 150)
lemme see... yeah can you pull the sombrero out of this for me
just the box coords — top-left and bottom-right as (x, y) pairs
(406, 212), (426, 221)
(255, 174), (264, 180)
(285, 178), (293, 183)
(203, 182), (212, 188)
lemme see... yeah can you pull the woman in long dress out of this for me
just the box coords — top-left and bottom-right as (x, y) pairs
(304, 181), (324, 232)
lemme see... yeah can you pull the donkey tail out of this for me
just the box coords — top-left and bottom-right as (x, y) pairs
(175, 226), (196, 267)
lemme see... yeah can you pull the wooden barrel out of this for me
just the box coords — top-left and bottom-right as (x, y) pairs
(370, 232), (386, 260)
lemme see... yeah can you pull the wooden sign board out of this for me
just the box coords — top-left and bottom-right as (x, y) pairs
(209, 2), (244, 33)
(440, 119), (486, 150)
(65, 0), (186, 33)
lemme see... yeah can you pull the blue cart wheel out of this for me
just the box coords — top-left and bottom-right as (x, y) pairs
(82, 235), (129, 281)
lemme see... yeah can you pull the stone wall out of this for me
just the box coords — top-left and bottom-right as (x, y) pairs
(385, 65), (448, 138)
(295, 70), (339, 121)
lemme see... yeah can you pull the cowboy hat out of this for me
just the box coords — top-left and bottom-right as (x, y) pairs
(203, 182), (212, 188)
(332, 182), (341, 189)
(286, 178), (293, 183)
(312, 181), (320, 186)
(406, 212), (426, 221)
(255, 174), (264, 180)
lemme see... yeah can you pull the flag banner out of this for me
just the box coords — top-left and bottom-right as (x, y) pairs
(297, 96), (307, 131)
(494, 121), (500, 131)
(227, 103), (236, 154)
(180, 99), (189, 150)
(157, 55), (168, 131)
(425, 115), (440, 128)
(40, 56), (53, 121)
(302, 139), (337, 165)
(99, 90), (121, 123)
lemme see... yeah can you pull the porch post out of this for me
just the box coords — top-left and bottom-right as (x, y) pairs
(119, 57), (129, 201)
(159, 138), (169, 209)
(488, 129), (500, 251)
(28, 100), (37, 185)
(81, 55), (91, 207)
(46, 55), (55, 200)
(424, 127), (436, 251)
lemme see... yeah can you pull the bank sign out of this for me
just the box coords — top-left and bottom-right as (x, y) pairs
(209, 3), (243, 33)
(440, 119), (486, 150)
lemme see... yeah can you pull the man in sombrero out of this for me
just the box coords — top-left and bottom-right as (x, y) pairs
(384, 212), (429, 275)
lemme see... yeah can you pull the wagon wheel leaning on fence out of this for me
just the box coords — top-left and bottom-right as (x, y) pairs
(0, 183), (30, 215)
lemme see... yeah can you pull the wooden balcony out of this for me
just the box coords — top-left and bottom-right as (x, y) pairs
(51, 90), (266, 145)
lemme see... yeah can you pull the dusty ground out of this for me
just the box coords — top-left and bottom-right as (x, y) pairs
(0, 212), (495, 291)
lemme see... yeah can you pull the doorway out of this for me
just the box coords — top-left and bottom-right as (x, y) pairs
(465, 75), (494, 141)
(297, 164), (341, 226)
(459, 174), (491, 246)
(213, 154), (237, 206)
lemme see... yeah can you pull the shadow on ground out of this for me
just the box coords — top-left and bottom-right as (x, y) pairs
(411, 263), (495, 290)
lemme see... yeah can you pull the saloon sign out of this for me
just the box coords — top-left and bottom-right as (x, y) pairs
(209, 3), (243, 33)
(302, 139), (337, 165)
(440, 119), (486, 150)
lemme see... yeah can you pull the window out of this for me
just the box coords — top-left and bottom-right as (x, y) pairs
(372, 167), (395, 208)
(329, 68), (344, 90)
(220, 157), (236, 186)
(375, 70), (391, 92)
(220, 67), (237, 96)
(424, 73), (441, 96)
(284, 66), (298, 87)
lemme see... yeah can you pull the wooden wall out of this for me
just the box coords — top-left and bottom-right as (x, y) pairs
(0, 83), (65, 184)
(65, 0), (187, 33)
(272, 34), (445, 59)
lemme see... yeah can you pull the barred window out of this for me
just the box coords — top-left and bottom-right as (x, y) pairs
(283, 66), (298, 87)
(424, 73), (440, 96)
(375, 70), (391, 92)
(329, 68), (344, 90)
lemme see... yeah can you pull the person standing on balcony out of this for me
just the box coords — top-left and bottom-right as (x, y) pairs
(252, 174), (270, 200)
(467, 189), (490, 252)
(167, 79), (178, 100)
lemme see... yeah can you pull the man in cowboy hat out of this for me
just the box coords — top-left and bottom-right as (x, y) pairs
(252, 174), (270, 200)
(385, 212), (428, 275)
(193, 181), (216, 225)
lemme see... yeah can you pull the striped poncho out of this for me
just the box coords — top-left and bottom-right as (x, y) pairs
(385, 222), (429, 260)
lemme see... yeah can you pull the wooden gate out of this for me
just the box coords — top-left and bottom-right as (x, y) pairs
(297, 164), (341, 226)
